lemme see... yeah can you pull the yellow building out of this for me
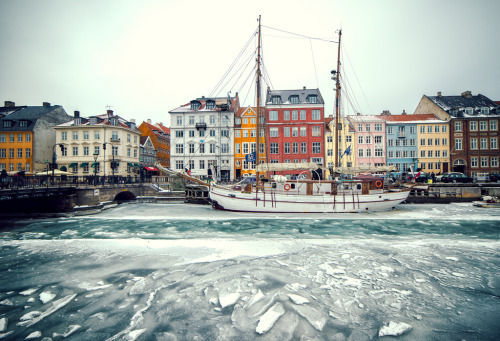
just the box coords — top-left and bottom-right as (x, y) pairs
(417, 120), (450, 175)
(324, 115), (355, 178)
(234, 106), (266, 179)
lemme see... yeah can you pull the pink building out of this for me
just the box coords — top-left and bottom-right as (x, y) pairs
(348, 114), (386, 169)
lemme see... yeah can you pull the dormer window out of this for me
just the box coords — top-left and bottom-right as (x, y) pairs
(307, 95), (318, 103)
(481, 107), (489, 115)
(289, 95), (299, 104)
(74, 117), (82, 125)
(89, 117), (97, 125)
(19, 120), (29, 128)
(271, 96), (282, 104)
(3, 121), (12, 128)
(465, 107), (473, 115)
(450, 109), (458, 116)
(206, 100), (215, 110)
(110, 117), (118, 126)
(190, 101), (201, 110)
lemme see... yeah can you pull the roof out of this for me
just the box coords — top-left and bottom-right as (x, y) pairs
(266, 88), (324, 105)
(347, 114), (385, 123)
(140, 121), (170, 136)
(57, 113), (139, 132)
(376, 113), (442, 123)
(169, 96), (239, 113)
(426, 93), (499, 118)
(235, 106), (257, 118)
(0, 105), (67, 131)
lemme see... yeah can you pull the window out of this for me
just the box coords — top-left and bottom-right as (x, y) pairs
(312, 142), (321, 154)
(470, 121), (477, 131)
(17, 148), (22, 158)
(491, 156), (498, 167)
(243, 143), (249, 154)
(410, 139), (416, 146)
(491, 137), (498, 149)
(112, 131), (119, 140)
(480, 121), (487, 131)
(388, 151), (394, 158)
(410, 126), (416, 134)
(175, 131), (184, 138)
(307, 95), (318, 103)
(260, 142), (265, 154)
(375, 148), (383, 157)
(481, 157), (488, 168)
(221, 143), (229, 153)
(366, 148), (372, 157)
(176, 116), (183, 126)
(434, 125), (440, 133)
(270, 143), (279, 154)
(365, 136), (371, 144)
(189, 143), (195, 153)
(435, 150), (441, 157)
(427, 138), (433, 146)
(443, 150), (448, 157)
(454, 121), (462, 132)
(235, 143), (241, 154)
(358, 136), (364, 144)
(292, 110), (298, 120)
(358, 124), (363, 132)
(420, 150), (425, 157)
(301, 142), (307, 154)
(289, 95), (299, 104)
(19, 120), (28, 127)
(84, 131), (89, 140)
(312, 126), (321, 136)
(242, 130), (248, 138)
(221, 129), (229, 138)
(395, 151), (401, 158)
(3, 121), (12, 128)
(420, 126), (425, 133)
(427, 150), (433, 157)
(455, 138), (463, 150)
(346, 136), (352, 143)
(300, 110), (306, 120)
(312, 110), (321, 120)
(270, 128), (279, 137)
(0, 149), (5, 158)
(72, 147), (78, 156)
(200, 143), (205, 153)
(83, 146), (89, 156)
(271, 96), (281, 104)
(435, 138), (440, 146)
(490, 120), (498, 131)
(284, 143), (290, 154)
(365, 124), (371, 132)
(72, 131), (78, 140)
(209, 129), (216, 137)
(25, 148), (31, 158)
(234, 130), (240, 138)
(292, 142), (299, 154)
(358, 149), (364, 157)
(17, 134), (22, 142)
(426, 126), (432, 133)
(94, 146), (99, 155)
(189, 130), (195, 138)
(284, 127), (290, 137)
(210, 143), (216, 153)
(175, 160), (183, 170)
(470, 138), (477, 150)
(269, 111), (278, 121)
(284, 111), (290, 120)
(95, 131), (100, 140)
(292, 127), (299, 137)
(373, 123), (382, 132)
(175, 144), (183, 153)
(0, 134), (5, 143)
(480, 138), (488, 150)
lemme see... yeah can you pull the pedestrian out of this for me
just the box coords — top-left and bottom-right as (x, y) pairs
(0, 169), (7, 189)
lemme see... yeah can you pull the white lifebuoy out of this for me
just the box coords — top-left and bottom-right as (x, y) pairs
(284, 183), (291, 191)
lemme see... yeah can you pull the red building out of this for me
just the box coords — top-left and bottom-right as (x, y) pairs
(265, 87), (325, 178)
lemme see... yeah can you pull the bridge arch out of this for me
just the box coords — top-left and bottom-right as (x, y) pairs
(114, 190), (136, 202)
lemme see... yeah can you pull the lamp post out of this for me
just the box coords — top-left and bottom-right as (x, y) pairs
(93, 151), (99, 186)
(45, 160), (49, 187)
(103, 142), (109, 185)
(52, 143), (65, 185)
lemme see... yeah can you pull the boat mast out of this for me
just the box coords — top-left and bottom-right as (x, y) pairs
(334, 29), (342, 171)
(256, 15), (262, 186)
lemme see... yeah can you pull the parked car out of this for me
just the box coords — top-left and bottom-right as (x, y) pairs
(489, 173), (500, 183)
(440, 172), (474, 183)
(414, 173), (430, 183)
(435, 173), (448, 182)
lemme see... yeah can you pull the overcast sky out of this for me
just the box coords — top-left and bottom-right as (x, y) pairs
(1, 0), (499, 126)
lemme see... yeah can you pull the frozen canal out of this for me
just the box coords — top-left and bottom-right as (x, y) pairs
(0, 203), (499, 340)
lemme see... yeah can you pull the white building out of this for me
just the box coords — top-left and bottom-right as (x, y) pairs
(168, 95), (239, 182)
(54, 110), (141, 179)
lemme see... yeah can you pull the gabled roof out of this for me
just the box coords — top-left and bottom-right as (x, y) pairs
(235, 106), (257, 118)
(0, 105), (67, 131)
(169, 96), (239, 113)
(266, 88), (324, 105)
(377, 113), (441, 123)
(347, 114), (385, 123)
(141, 121), (170, 136)
(57, 112), (138, 131)
(425, 92), (499, 118)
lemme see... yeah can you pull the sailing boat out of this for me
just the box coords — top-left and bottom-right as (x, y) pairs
(208, 20), (411, 213)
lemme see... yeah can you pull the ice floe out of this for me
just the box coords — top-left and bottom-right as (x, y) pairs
(256, 302), (285, 334)
(378, 321), (412, 336)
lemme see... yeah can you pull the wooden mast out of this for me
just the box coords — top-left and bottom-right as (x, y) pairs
(334, 29), (342, 172)
(256, 15), (262, 187)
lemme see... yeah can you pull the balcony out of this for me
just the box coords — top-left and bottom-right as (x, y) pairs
(110, 137), (120, 142)
(397, 131), (406, 138)
(195, 122), (207, 131)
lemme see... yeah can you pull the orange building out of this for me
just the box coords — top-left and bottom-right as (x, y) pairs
(138, 120), (170, 168)
(234, 106), (266, 179)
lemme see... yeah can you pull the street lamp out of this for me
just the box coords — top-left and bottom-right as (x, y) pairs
(52, 143), (65, 184)
(93, 151), (99, 186)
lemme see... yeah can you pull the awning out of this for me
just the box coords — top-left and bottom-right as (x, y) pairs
(144, 167), (159, 171)
(69, 163), (78, 168)
(80, 162), (89, 167)
(91, 162), (98, 168)
(135, 163), (141, 167)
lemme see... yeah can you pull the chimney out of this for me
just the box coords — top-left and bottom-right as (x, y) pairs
(147, 119), (151, 124)
(4, 101), (15, 107)
(437, 91), (442, 97)
(356, 113), (361, 116)
(130, 119), (135, 123)
(381, 110), (391, 116)
(329, 114), (333, 118)
(461, 91), (472, 98)
(74, 111), (80, 118)
(43, 102), (51, 107)
(402, 110), (407, 115)
(107, 109), (113, 115)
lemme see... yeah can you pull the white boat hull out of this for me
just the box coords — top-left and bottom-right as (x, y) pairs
(209, 186), (409, 213)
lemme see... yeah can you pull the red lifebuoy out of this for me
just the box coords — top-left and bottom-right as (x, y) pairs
(284, 183), (291, 191)
(375, 180), (383, 188)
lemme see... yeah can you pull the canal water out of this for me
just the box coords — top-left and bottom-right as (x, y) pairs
(0, 203), (499, 340)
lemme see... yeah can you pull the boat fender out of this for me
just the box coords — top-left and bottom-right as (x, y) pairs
(284, 184), (291, 191)
(375, 180), (383, 188)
